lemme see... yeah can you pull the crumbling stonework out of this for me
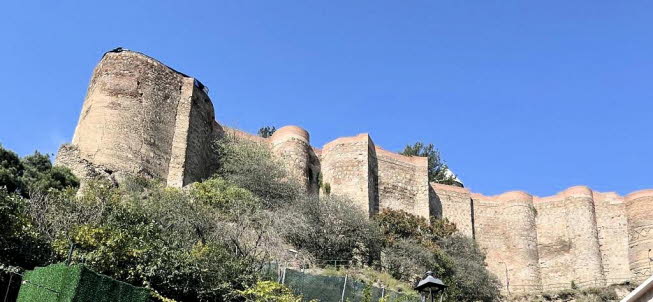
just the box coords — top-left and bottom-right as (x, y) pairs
(66, 50), (219, 186)
(57, 49), (652, 293)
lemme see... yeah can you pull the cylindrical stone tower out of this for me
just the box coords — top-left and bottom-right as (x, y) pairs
(562, 186), (605, 287)
(270, 126), (312, 190)
(498, 191), (542, 292)
(625, 189), (653, 282)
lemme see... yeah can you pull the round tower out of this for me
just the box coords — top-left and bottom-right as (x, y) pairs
(497, 191), (542, 292)
(625, 189), (653, 281)
(562, 186), (606, 286)
(270, 125), (312, 190)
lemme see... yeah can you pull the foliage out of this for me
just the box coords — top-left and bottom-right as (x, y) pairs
(21, 151), (78, 194)
(382, 238), (453, 283)
(375, 209), (456, 248)
(26, 177), (277, 301)
(258, 126), (277, 138)
(375, 209), (500, 301)
(215, 135), (301, 206)
(283, 195), (383, 265)
(0, 145), (23, 193)
(362, 283), (373, 302)
(438, 234), (501, 302)
(239, 281), (303, 302)
(0, 146), (78, 197)
(400, 142), (460, 186)
(0, 188), (51, 268)
(318, 266), (416, 294)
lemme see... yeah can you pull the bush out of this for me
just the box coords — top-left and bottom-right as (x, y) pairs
(239, 281), (304, 302)
(283, 195), (383, 265)
(382, 238), (453, 283)
(26, 177), (274, 301)
(375, 209), (500, 302)
(215, 135), (301, 207)
(438, 234), (501, 302)
(375, 209), (457, 249)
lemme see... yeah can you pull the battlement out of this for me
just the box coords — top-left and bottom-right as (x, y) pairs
(56, 50), (652, 293)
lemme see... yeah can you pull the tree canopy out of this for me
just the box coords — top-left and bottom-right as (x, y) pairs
(400, 142), (462, 187)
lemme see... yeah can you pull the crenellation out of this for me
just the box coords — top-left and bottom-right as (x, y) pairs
(56, 49), (652, 293)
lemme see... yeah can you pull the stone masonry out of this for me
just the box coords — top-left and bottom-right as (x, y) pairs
(56, 49), (653, 293)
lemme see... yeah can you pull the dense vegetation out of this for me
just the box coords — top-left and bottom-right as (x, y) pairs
(0, 138), (499, 301)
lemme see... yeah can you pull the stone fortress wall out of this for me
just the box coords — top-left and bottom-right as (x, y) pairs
(56, 49), (653, 293)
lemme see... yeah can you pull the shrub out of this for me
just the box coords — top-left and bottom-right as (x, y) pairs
(283, 195), (383, 265)
(382, 238), (453, 283)
(239, 281), (304, 302)
(375, 209), (500, 302)
(26, 178), (271, 301)
(215, 135), (301, 206)
(438, 234), (501, 302)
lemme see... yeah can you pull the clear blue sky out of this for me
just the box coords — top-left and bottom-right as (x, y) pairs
(1, 1), (651, 196)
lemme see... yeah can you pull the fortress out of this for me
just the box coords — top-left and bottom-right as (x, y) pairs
(56, 49), (653, 293)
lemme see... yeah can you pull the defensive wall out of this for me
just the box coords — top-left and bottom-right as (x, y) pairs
(56, 49), (653, 293)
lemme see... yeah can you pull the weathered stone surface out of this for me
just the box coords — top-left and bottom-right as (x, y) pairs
(65, 50), (218, 186)
(626, 190), (653, 282)
(534, 187), (605, 291)
(376, 148), (429, 219)
(474, 191), (542, 293)
(270, 126), (312, 191)
(320, 134), (379, 216)
(431, 184), (473, 237)
(57, 49), (653, 293)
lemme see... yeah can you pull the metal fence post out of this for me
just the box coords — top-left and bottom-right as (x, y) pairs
(341, 274), (348, 302)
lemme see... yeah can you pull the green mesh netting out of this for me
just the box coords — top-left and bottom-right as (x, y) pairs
(16, 263), (150, 302)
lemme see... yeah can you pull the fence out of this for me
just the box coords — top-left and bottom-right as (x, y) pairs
(263, 262), (419, 302)
(2, 263), (150, 302)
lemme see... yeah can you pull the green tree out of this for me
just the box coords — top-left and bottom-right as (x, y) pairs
(21, 151), (78, 194)
(0, 145), (24, 194)
(258, 126), (277, 138)
(0, 146), (78, 197)
(400, 142), (461, 187)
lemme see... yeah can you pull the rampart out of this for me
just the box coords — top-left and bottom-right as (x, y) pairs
(56, 49), (652, 293)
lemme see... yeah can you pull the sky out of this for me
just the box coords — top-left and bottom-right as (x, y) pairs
(0, 1), (651, 196)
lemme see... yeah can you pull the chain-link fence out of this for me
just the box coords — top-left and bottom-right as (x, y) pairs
(263, 262), (419, 302)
